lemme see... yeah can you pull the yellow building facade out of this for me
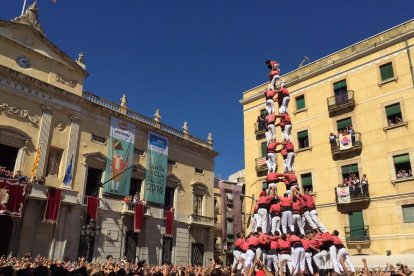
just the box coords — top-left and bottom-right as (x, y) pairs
(241, 20), (414, 256)
(0, 4), (217, 265)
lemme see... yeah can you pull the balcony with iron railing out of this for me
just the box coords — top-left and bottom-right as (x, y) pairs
(345, 225), (370, 244)
(188, 214), (214, 227)
(331, 132), (362, 157)
(335, 185), (370, 205)
(120, 201), (150, 216)
(83, 91), (212, 149)
(327, 90), (355, 114)
(255, 157), (268, 173)
(254, 122), (267, 137)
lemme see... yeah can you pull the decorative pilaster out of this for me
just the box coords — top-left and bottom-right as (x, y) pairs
(63, 115), (80, 188)
(36, 106), (53, 178)
(154, 109), (161, 128)
(207, 133), (213, 149)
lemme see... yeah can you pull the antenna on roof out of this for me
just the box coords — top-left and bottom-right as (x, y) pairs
(298, 56), (310, 68)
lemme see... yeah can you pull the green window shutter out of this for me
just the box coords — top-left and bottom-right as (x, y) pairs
(262, 181), (268, 190)
(380, 63), (394, 81)
(341, 164), (359, 175)
(402, 205), (414, 223)
(393, 153), (410, 165)
(385, 103), (401, 116)
(336, 117), (352, 130)
(301, 173), (312, 187)
(297, 130), (308, 139)
(261, 142), (267, 157)
(296, 95), (305, 110)
(333, 80), (347, 90)
(348, 211), (364, 230)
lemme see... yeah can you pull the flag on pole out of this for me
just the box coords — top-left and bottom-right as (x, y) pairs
(63, 154), (73, 187)
(30, 145), (41, 179)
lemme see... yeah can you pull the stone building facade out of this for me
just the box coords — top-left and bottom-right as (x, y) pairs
(0, 3), (217, 265)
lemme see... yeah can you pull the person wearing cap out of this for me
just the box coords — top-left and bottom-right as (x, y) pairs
(266, 232), (280, 273)
(332, 230), (355, 274)
(255, 191), (274, 232)
(264, 87), (277, 115)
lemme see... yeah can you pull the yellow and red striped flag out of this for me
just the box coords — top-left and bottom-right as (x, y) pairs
(31, 146), (41, 179)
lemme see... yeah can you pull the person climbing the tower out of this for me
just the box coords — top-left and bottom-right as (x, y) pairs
(275, 113), (292, 142)
(276, 85), (290, 114)
(264, 87), (277, 115)
(266, 59), (285, 89)
(266, 139), (284, 173)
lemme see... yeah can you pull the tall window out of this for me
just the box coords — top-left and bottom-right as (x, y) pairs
(261, 141), (267, 157)
(379, 62), (394, 82)
(385, 103), (403, 126)
(164, 187), (175, 210)
(297, 130), (309, 149)
(193, 194), (203, 216)
(295, 95), (305, 110)
(85, 167), (102, 197)
(393, 153), (412, 179)
(341, 163), (359, 179)
(257, 109), (266, 131)
(333, 80), (347, 95)
(402, 205), (414, 223)
(336, 117), (352, 132)
(347, 211), (365, 240)
(46, 148), (63, 177)
(301, 173), (313, 192)
(128, 178), (142, 197)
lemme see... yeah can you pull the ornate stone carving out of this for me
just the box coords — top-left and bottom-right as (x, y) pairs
(55, 73), (77, 88)
(0, 103), (39, 125)
(56, 121), (66, 132)
(12, 1), (44, 34)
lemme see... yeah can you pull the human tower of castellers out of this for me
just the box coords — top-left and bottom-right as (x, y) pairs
(232, 60), (355, 275)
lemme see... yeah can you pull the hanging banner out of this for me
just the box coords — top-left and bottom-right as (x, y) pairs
(0, 178), (29, 217)
(144, 132), (168, 205)
(104, 117), (136, 196)
(337, 186), (351, 204)
(339, 134), (352, 150)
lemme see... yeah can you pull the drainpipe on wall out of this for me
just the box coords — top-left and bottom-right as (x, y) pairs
(404, 37), (414, 87)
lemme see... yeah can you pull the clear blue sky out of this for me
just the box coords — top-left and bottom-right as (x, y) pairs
(1, 1), (413, 179)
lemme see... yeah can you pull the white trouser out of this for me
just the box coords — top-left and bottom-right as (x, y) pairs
(245, 249), (256, 269)
(267, 124), (275, 140)
(330, 245), (341, 274)
(303, 211), (318, 230)
(278, 253), (292, 274)
(232, 250), (242, 271)
(271, 74), (285, 88)
(292, 213), (305, 235)
(283, 124), (292, 141)
(266, 152), (276, 172)
(268, 182), (277, 192)
(283, 157), (288, 172)
(266, 254), (279, 272)
(286, 151), (295, 172)
(256, 248), (267, 263)
(252, 213), (259, 232)
(313, 250), (326, 270)
(265, 131), (272, 145)
(305, 252), (314, 274)
(310, 209), (327, 232)
(337, 247), (355, 273)
(281, 210), (294, 234)
(271, 215), (281, 235)
(279, 96), (290, 114)
(292, 247), (306, 274)
(266, 99), (274, 115)
(258, 208), (268, 232)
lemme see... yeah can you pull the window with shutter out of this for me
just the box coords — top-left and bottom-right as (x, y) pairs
(300, 173), (313, 192)
(296, 95), (305, 110)
(297, 130), (309, 149)
(385, 103), (403, 126)
(402, 205), (414, 223)
(380, 63), (394, 81)
(336, 117), (352, 131)
(393, 153), (412, 179)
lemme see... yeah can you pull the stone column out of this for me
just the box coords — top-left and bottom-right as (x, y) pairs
(63, 115), (80, 188)
(13, 139), (28, 175)
(36, 106), (54, 178)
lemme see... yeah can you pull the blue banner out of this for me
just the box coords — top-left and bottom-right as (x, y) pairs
(144, 132), (168, 205)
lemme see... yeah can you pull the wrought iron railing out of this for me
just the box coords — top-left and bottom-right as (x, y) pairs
(254, 122), (267, 136)
(327, 90), (355, 111)
(331, 132), (362, 153)
(335, 185), (370, 204)
(83, 91), (210, 148)
(345, 225), (370, 242)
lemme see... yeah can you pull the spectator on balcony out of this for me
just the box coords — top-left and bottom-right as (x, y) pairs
(348, 125), (355, 144)
(396, 116), (403, 123)
(361, 174), (368, 197)
(397, 170), (403, 179)
(329, 133), (337, 150)
(257, 114), (266, 131)
(133, 192), (140, 203)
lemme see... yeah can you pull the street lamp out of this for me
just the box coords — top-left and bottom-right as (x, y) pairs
(79, 219), (101, 262)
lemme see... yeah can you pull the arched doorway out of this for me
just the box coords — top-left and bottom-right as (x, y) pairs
(0, 216), (13, 256)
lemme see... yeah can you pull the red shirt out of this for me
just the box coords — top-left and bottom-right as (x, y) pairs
(266, 141), (279, 154)
(282, 173), (298, 184)
(279, 87), (289, 96)
(258, 233), (268, 246)
(281, 113), (291, 124)
(302, 239), (310, 251)
(234, 238), (244, 250)
(285, 141), (294, 151)
(331, 236), (344, 246)
(266, 172), (282, 183)
(264, 89), (277, 100)
(280, 147), (288, 157)
(269, 69), (280, 80)
(268, 236), (279, 250)
(248, 236), (260, 247)
(241, 240), (249, 252)
(302, 194), (315, 209)
(270, 203), (281, 214)
(292, 200), (302, 213)
(256, 195), (273, 209)
(269, 60), (278, 69)
(267, 113), (276, 124)
(309, 238), (322, 249)
(278, 196), (292, 208)
(255, 270), (265, 276)
(278, 239), (291, 253)
(322, 232), (332, 242)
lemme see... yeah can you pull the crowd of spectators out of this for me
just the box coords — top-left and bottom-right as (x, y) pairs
(388, 116), (403, 127)
(0, 254), (413, 276)
(0, 166), (44, 184)
(396, 169), (413, 179)
(338, 174), (368, 198)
